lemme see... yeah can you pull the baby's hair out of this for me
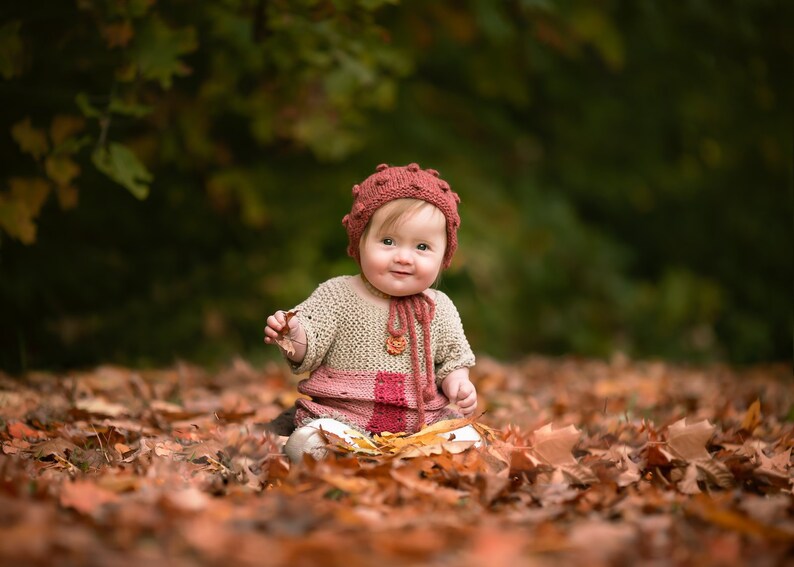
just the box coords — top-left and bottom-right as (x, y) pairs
(362, 198), (445, 243)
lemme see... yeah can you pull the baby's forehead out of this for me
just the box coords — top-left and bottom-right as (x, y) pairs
(372, 200), (445, 232)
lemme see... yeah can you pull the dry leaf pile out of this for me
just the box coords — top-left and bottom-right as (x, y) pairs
(0, 354), (792, 566)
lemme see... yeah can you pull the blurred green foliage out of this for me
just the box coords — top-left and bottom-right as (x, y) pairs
(0, 0), (790, 372)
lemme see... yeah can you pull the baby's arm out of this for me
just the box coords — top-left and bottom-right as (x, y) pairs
(264, 310), (308, 364)
(441, 367), (478, 416)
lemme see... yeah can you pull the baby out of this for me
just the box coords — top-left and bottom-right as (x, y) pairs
(265, 163), (480, 461)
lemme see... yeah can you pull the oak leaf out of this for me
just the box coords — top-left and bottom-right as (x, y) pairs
(28, 437), (79, 459)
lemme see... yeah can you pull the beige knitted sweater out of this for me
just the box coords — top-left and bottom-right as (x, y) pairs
(289, 276), (475, 435)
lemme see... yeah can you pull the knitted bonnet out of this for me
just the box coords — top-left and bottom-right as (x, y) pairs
(342, 163), (461, 269)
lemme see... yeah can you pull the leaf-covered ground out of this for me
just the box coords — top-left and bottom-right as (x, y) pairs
(1, 355), (792, 566)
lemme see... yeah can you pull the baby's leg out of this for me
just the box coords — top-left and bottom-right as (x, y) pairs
(283, 418), (363, 463)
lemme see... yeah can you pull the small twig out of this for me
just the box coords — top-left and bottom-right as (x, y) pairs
(91, 423), (111, 463)
(53, 454), (79, 474)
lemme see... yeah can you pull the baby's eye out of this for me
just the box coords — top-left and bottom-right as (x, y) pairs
(417, 243), (429, 251)
(381, 238), (394, 246)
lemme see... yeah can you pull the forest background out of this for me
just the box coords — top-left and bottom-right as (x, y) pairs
(0, 0), (790, 374)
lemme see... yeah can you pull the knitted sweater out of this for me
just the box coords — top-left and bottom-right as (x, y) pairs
(288, 276), (475, 435)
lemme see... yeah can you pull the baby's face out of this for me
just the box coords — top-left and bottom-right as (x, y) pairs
(359, 202), (446, 297)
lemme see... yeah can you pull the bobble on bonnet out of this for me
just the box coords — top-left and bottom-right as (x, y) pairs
(341, 163), (462, 269)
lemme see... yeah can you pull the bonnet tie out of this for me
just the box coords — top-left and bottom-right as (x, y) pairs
(387, 293), (436, 428)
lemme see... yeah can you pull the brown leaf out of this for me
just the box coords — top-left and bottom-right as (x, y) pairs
(274, 310), (299, 356)
(60, 479), (119, 515)
(390, 465), (467, 504)
(2, 439), (30, 454)
(755, 447), (791, 479)
(666, 418), (714, 461)
(7, 420), (48, 440)
(740, 398), (762, 432)
(559, 463), (598, 486)
(695, 458), (735, 489)
(154, 440), (184, 458)
(28, 437), (79, 459)
(531, 423), (580, 466)
(678, 463), (702, 494)
(685, 494), (794, 542)
(74, 397), (128, 418)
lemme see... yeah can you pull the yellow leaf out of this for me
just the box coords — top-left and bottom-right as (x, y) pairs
(319, 473), (378, 495)
(11, 117), (49, 160)
(50, 115), (85, 146)
(9, 176), (50, 216)
(45, 155), (81, 187)
(0, 195), (36, 244)
(741, 398), (761, 432)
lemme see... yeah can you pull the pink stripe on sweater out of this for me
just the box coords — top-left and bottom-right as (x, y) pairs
(294, 365), (456, 435)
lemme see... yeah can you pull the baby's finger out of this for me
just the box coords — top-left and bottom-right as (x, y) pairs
(446, 383), (460, 404)
(267, 314), (285, 331)
(458, 392), (478, 409)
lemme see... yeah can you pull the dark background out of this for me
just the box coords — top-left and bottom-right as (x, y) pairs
(1, 0), (790, 372)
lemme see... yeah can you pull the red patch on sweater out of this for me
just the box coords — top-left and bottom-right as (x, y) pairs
(367, 372), (408, 434)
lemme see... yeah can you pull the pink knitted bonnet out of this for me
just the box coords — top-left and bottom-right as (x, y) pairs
(342, 163), (461, 269)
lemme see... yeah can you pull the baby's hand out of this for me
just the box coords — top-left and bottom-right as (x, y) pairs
(442, 369), (478, 417)
(264, 310), (306, 362)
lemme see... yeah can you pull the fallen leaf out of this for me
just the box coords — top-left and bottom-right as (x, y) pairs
(694, 459), (734, 489)
(319, 473), (378, 495)
(2, 438), (31, 454)
(154, 440), (183, 457)
(7, 421), (48, 440)
(666, 418), (714, 461)
(740, 399), (762, 432)
(755, 447), (791, 479)
(678, 463), (702, 494)
(531, 423), (580, 466)
(60, 479), (119, 515)
(74, 397), (128, 417)
(28, 437), (79, 459)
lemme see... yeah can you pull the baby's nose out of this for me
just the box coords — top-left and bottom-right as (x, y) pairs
(394, 248), (413, 263)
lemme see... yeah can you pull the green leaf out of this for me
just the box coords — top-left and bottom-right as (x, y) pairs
(109, 98), (153, 117)
(131, 17), (197, 88)
(75, 93), (104, 119)
(92, 143), (152, 199)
